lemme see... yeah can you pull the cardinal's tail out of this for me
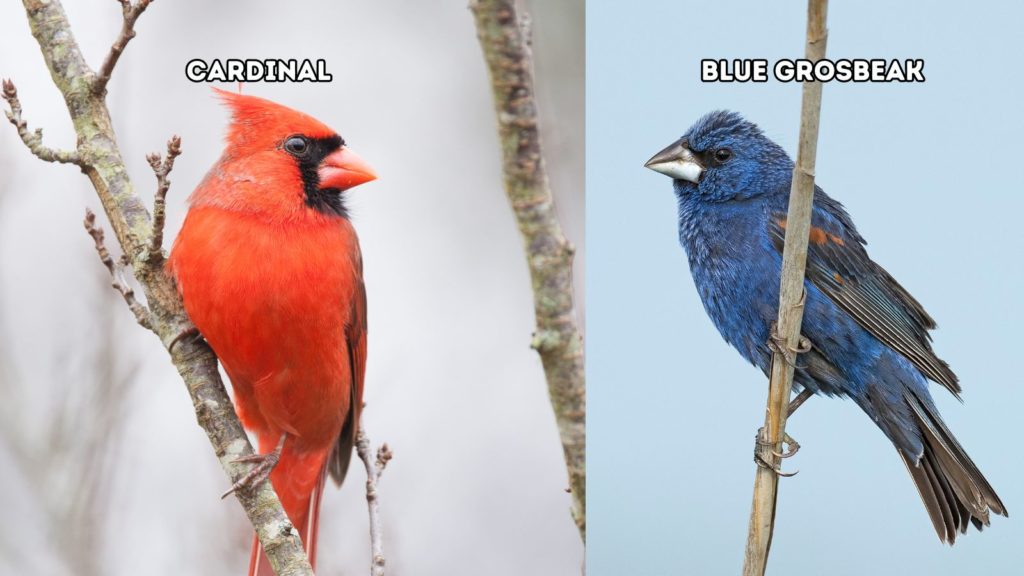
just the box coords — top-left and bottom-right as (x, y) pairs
(898, 391), (1007, 544)
(248, 443), (330, 576)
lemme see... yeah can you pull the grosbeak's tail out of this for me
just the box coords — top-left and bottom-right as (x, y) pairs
(898, 392), (1007, 544)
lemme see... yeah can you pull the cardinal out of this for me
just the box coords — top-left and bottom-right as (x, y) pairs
(168, 89), (376, 574)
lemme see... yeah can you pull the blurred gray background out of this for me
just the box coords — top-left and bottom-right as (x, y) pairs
(0, 1), (583, 574)
(589, 0), (1023, 575)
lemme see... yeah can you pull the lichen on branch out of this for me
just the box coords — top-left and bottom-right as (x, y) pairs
(470, 0), (586, 541)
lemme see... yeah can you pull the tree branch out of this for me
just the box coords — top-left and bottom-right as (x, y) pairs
(2, 80), (82, 166)
(93, 0), (152, 95)
(355, 425), (391, 576)
(9, 1), (314, 573)
(83, 208), (153, 330)
(470, 0), (586, 541)
(742, 1), (828, 575)
(145, 134), (180, 263)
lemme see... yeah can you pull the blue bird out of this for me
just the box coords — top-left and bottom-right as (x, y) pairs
(644, 111), (1006, 543)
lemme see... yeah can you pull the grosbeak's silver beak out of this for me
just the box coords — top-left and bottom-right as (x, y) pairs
(644, 138), (704, 183)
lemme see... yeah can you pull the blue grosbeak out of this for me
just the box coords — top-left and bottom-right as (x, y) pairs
(645, 110), (1005, 543)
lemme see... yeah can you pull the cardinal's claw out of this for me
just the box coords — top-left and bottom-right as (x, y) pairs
(221, 435), (286, 499)
(168, 326), (202, 354)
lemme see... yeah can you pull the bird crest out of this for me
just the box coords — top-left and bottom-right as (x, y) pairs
(213, 88), (337, 157)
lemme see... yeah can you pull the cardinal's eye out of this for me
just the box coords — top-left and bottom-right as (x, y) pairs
(284, 136), (310, 157)
(713, 148), (733, 164)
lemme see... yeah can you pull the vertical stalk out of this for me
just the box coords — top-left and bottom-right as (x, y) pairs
(741, 1), (828, 575)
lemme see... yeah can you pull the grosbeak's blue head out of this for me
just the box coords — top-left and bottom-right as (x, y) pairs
(644, 110), (791, 201)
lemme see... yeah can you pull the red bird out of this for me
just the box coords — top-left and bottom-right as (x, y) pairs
(168, 90), (376, 574)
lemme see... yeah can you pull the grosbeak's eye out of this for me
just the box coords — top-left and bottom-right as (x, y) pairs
(713, 148), (733, 164)
(284, 136), (310, 157)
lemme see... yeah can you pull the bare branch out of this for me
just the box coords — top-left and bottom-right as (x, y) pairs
(93, 0), (153, 95)
(83, 208), (154, 330)
(470, 0), (586, 541)
(1, 80), (81, 166)
(146, 135), (181, 262)
(12, 1), (315, 573)
(742, 1), (828, 575)
(356, 425), (390, 576)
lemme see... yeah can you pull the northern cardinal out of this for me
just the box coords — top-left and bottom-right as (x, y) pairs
(168, 90), (376, 574)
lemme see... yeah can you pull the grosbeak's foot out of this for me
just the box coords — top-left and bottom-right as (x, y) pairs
(221, 435), (286, 499)
(168, 326), (203, 354)
(754, 453), (799, 477)
(753, 427), (799, 477)
(767, 322), (813, 368)
(794, 336), (812, 353)
(772, 432), (800, 459)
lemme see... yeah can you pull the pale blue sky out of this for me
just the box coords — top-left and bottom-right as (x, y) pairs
(588, 1), (1024, 574)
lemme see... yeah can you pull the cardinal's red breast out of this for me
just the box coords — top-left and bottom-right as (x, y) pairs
(171, 206), (360, 447)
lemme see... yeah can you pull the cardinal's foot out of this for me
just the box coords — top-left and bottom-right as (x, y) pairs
(168, 326), (202, 354)
(221, 435), (286, 499)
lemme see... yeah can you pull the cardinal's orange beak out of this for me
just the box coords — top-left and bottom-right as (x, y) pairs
(318, 147), (377, 191)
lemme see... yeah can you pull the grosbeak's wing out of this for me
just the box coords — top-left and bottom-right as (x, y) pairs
(768, 211), (961, 397)
(328, 247), (368, 486)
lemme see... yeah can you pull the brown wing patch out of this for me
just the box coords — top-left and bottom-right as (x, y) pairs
(776, 218), (843, 247)
(768, 212), (961, 397)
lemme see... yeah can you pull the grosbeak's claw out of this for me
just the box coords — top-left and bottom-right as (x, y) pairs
(754, 427), (799, 477)
(755, 453), (799, 477)
(771, 432), (801, 459)
(767, 322), (813, 368)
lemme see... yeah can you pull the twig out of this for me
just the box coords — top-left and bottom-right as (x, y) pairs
(83, 208), (153, 330)
(356, 425), (391, 576)
(145, 135), (181, 262)
(93, 0), (152, 95)
(742, 1), (828, 575)
(10, 1), (314, 574)
(1, 80), (81, 166)
(470, 0), (586, 541)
